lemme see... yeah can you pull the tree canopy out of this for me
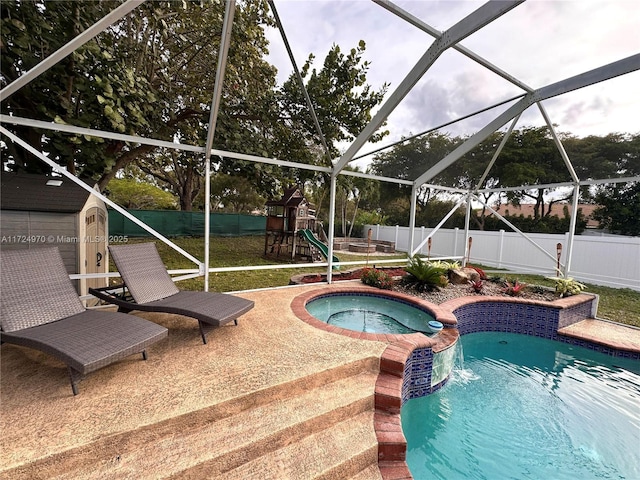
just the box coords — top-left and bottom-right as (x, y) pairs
(105, 178), (178, 210)
(1, 0), (388, 212)
(1, 1), (637, 235)
(369, 128), (638, 234)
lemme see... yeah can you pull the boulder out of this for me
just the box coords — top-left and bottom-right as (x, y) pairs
(448, 267), (481, 284)
(462, 267), (481, 283)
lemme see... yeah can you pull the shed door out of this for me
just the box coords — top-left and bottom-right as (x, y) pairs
(85, 207), (107, 291)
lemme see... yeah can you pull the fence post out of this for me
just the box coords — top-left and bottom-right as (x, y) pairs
(497, 229), (505, 268)
(395, 225), (399, 251)
(453, 227), (459, 257)
(420, 226), (425, 255)
(564, 231), (571, 276)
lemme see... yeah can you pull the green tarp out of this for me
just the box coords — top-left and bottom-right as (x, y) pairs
(109, 209), (266, 237)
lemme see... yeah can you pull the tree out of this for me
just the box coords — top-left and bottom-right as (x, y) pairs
(105, 178), (178, 210)
(278, 41), (389, 162)
(493, 126), (573, 219)
(218, 41), (390, 206)
(593, 182), (640, 236)
(371, 132), (462, 210)
(416, 198), (466, 229)
(332, 166), (380, 237)
(2, 2), (389, 211)
(563, 132), (637, 203)
(1, 0), (156, 176)
(138, 148), (205, 212)
(207, 174), (265, 213)
(368, 128), (638, 233)
(1, 1), (277, 198)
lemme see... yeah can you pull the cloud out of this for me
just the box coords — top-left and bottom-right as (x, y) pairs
(266, 0), (639, 145)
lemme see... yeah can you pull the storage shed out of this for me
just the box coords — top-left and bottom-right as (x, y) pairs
(1, 172), (108, 301)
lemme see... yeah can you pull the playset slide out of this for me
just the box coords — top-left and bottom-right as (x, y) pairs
(300, 229), (340, 263)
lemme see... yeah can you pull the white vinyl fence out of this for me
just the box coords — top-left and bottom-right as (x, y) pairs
(366, 225), (640, 291)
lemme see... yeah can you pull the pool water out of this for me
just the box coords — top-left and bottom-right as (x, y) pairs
(402, 332), (640, 480)
(305, 294), (435, 334)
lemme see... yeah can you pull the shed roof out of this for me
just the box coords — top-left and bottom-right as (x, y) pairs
(1, 172), (92, 213)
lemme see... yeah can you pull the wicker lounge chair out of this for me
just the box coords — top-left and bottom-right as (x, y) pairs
(90, 242), (254, 344)
(1, 247), (168, 395)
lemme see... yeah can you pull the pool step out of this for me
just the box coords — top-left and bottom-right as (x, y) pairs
(167, 371), (380, 479)
(4, 360), (382, 479)
(213, 411), (380, 480)
(349, 463), (386, 480)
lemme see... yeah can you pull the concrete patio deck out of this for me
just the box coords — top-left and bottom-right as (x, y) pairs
(1, 283), (639, 479)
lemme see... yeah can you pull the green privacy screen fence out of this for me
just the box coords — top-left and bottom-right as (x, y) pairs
(109, 209), (266, 237)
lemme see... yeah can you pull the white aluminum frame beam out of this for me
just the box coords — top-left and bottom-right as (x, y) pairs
(538, 102), (579, 183)
(352, 93), (525, 162)
(408, 184), (418, 254)
(202, 0), (236, 290)
(0, 115), (205, 153)
(373, 0), (533, 93)
(414, 53), (640, 187)
(0, 115), (331, 173)
(477, 176), (640, 195)
(333, 0), (525, 173)
(410, 195), (467, 257)
(463, 192), (473, 266)
(474, 115), (520, 191)
(471, 193), (561, 269)
(326, 0), (524, 280)
(0, 0), (145, 101)
(1, 116), (422, 190)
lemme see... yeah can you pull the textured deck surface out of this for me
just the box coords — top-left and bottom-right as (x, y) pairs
(1, 284), (637, 479)
(558, 318), (640, 353)
(0, 285), (386, 477)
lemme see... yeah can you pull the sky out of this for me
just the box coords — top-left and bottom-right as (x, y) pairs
(264, 0), (640, 168)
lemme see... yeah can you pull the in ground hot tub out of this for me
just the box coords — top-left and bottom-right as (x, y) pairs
(306, 292), (438, 334)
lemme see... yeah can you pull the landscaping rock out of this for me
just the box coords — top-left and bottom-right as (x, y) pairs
(462, 267), (481, 283)
(449, 269), (469, 285)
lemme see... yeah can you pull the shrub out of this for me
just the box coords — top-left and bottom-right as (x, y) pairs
(554, 277), (587, 297)
(429, 260), (460, 271)
(502, 278), (526, 296)
(360, 268), (394, 290)
(470, 279), (484, 293)
(467, 264), (488, 280)
(402, 257), (449, 292)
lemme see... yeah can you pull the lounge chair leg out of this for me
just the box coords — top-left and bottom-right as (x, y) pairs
(68, 367), (82, 396)
(234, 319), (238, 326)
(142, 350), (148, 360)
(198, 321), (208, 345)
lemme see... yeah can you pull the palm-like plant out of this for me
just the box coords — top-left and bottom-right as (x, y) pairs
(402, 256), (449, 292)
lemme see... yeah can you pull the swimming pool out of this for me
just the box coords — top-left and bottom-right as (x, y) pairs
(402, 332), (640, 479)
(305, 293), (437, 334)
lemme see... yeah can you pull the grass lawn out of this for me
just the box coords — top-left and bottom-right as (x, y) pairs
(111, 236), (640, 328)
